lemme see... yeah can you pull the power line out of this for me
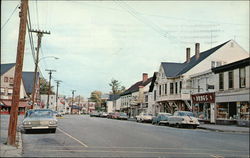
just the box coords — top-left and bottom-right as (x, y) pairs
(1, 4), (19, 30)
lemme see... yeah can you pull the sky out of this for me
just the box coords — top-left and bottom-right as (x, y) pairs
(1, 1), (249, 98)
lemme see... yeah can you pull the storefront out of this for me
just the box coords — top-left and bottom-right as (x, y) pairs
(191, 92), (215, 123)
(0, 99), (29, 115)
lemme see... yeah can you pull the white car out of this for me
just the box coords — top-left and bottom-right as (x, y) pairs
(136, 113), (153, 123)
(168, 111), (200, 129)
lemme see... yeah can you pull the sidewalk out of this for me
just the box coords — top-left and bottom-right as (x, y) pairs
(198, 123), (249, 133)
(0, 115), (23, 157)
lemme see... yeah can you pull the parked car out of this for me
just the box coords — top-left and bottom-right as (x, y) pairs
(152, 113), (172, 125)
(136, 113), (153, 123)
(22, 109), (57, 133)
(100, 112), (108, 118)
(168, 111), (200, 128)
(107, 112), (114, 119)
(111, 112), (120, 119)
(118, 112), (129, 120)
(90, 111), (101, 117)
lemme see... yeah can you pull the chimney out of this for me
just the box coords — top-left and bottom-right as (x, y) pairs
(186, 48), (191, 63)
(142, 73), (148, 82)
(195, 43), (200, 60)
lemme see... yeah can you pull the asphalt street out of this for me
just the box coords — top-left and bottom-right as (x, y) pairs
(21, 115), (249, 157)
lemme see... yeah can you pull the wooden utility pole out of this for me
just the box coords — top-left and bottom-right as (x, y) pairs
(30, 29), (50, 109)
(45, 69), (56, 109)
(71, 90), (76, 114)
(55, 80), (62, 111)
(7, 0), (28, 146)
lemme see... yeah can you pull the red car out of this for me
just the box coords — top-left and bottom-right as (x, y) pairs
(111, 112), (120, 119)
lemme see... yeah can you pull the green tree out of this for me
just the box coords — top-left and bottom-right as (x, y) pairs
(109, 79), (126, 94)
(39, 78), (55, 94)
(89, 91), (102, 107)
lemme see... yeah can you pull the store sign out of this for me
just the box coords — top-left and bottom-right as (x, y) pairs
(191, 93), (215, 104)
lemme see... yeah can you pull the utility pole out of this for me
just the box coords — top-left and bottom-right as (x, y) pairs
(71, 90), (76, 114)
(55, 80), (62, 112)
(30, 29), (50, 109)
(45, 69), (56, 109)
(7, 0), (28, 146)
(78, 95), (81, 115)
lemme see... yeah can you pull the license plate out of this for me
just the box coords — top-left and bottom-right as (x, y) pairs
(32, 126), (49, 129)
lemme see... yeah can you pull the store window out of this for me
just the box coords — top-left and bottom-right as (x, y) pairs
(170, 83), (174, 94)
(219, 73), (224, 90)
(228, 71), (234, 89)
(217, 103), (228, 119)
(239, 68), (246, 88)
(4, 77), (8, 82)
(240, 102), (249, 120)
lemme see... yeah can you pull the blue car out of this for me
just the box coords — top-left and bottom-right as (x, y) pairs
(152, 113), (172, 125)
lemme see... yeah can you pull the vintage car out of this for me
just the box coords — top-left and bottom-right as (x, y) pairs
(100, 112), (108, 118)
(168, 111), (200, 128)
(90, 111), (101, 117)
(152, 113), (172, 125)
(111, 112), (120, 119)
(22, 109), (57, 133)
(136, 113), (153, 123)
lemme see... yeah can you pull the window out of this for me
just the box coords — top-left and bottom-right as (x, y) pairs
(175, 82), (178, 94)
(228, 71), (234, 89)
(164, 84), (167, 95)
(239, 68), (246, 88)
(9, 77), (14, 83)
(1, 88), (5, 95)
(170, 83), (174, 94)
(211, 61), (216, 68)
(219, 73), (224, 90)
(179, 81), (182, 93)
(145, 95), (148, 102)
(8, 89), (13, 96)
(154, 90), (156, 101)
(159, 85), (162, 96)
(4, 77), (8, 82)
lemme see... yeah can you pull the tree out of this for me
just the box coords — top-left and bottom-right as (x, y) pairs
(109, 79), (126, 95)
(39, 77), (55, 94)
(89, 91), (102, 107)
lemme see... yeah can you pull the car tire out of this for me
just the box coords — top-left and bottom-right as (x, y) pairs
(176, 124), (182, 128)
(50, 129), (56, 133)
(192, 125), (197, 129)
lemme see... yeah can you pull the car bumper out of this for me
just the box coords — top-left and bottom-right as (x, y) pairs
(23, 125), (57, 130)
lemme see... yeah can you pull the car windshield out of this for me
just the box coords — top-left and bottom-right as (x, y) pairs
(29, 110), (53, 118)
(143, 114), (153, 116)
(120, 113), (127, 116)
(179, 112), (194, 117)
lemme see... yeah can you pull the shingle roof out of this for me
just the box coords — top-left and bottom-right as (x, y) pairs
(22, 72), (39, 94)
(121, 77), (153, 96)
(107, 94), (120, 101)
(161, 40), (230, 78)
(0, 63), (15, 75)
(149, 72), (158, 92)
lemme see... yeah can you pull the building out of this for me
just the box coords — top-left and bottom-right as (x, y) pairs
(120, 73), (152, 117)
(152, 40), (249, 116)
(212, 57), (250, 126)
(0, 63), (39, 114)
(40, 94), (56, 110)
(106, 94), (120, 113)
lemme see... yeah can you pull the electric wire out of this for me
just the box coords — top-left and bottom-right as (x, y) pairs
(1, 4), (19, 30)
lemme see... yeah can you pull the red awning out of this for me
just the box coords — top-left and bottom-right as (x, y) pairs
(0, 100), (30, 108)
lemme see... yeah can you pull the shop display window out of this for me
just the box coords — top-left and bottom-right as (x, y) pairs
(217, 103), (229, 119)
(240, 102), (250, 120)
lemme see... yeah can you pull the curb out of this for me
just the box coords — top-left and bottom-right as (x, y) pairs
(197, 126), (250, 134)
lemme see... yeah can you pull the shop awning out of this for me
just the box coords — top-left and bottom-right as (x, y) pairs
(0, 100), (30, 108)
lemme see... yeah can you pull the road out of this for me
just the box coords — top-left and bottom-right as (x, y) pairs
(21, 115), (249, 157)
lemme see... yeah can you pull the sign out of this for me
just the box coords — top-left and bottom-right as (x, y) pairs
(191, 93), (215, 104)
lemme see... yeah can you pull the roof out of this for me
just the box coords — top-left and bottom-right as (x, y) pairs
(0, 99), (30, 107)
(107, 94), (120, 101)
(0, 63), (15, 75)
(121, 77), (153, 96)
(149, 72), (158, 92)
(161, 40), (230, 78)
(22, 72), (39, 94)
(212, 57), (250, 74)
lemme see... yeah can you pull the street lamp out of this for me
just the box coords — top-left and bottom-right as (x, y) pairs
(31, 56), (59, 109)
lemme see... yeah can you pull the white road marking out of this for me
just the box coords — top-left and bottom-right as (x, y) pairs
(58, 128), (88, 147)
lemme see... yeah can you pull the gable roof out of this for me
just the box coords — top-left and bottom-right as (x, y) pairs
(0, 63), (15, 75)
(22, 72), (39, 94)
(161, 40), (230, 78)
(121, 77), (153, 96)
